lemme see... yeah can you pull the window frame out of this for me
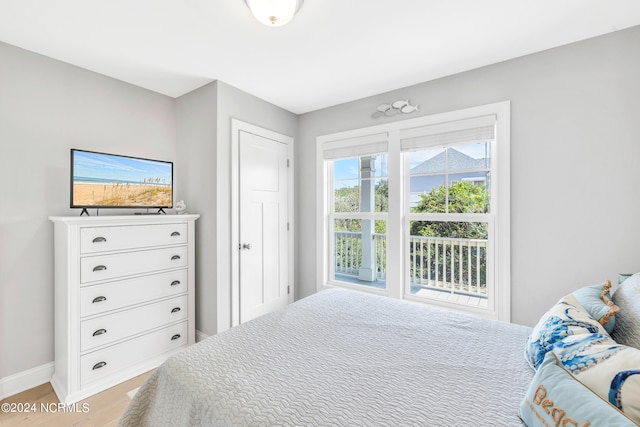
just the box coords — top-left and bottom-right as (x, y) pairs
(402, 141), (495, 316)
(316, 101), (510, 321)
(329, 156), (390, 293)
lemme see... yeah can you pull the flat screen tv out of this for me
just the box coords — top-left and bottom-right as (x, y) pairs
(71, 149), (173, 214)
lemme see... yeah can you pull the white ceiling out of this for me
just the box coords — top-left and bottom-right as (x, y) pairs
(1, 0), (639, 114)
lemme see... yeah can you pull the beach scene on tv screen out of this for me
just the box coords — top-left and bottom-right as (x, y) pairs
(73, 151), (172, 207)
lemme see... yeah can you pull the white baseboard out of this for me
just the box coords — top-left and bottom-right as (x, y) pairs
(1, 332), (211, 400)
(195, 329), (210, 343)
(0, 362), (54, 400)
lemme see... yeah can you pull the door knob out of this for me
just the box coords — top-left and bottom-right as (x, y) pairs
(241, 243), (252, 250)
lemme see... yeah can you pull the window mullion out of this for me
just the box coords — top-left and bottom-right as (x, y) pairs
(408, 213), (492, 222)
(444, 148), (449, 214)
(333, 213), (386, 222)
(386, 130), (402, 299)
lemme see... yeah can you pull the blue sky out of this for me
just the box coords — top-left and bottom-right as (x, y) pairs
(73, 150), (172, 184)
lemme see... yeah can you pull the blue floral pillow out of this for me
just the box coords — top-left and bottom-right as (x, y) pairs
(525, 294), (606, 370)
(573, 280), (619, 334)
(519, 352), (638, 427)
(552, 332), (640, 424)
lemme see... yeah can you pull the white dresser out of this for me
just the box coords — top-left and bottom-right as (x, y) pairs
(49, 214), (199, 404)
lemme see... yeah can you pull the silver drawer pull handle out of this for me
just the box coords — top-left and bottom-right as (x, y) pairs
(92, 361), (107, 370)
(171, 231), (181, 237)
(171, 307), (181, 313)
(170, 280), (181, 286)
(171, 255), (181, 260)
(93, 328), (107, 336)
(93, 265), (107, 272)
(171, 334), (181, 341)
(92, 296), (107, 303)
(92, 237), (107, 243)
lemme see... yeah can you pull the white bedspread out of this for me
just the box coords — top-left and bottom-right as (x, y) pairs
(119, 288), (533, 426)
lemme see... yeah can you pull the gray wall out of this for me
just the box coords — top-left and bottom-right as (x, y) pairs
(175, 82), (218, 337)
(0, 42), (177, 378)
(296, 26), (640, 327)
(175, 81), (297, 335)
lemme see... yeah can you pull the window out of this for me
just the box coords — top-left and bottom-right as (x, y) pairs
(405, 142), (492, 310)
(318, 102), (510, 320)
(324, 134), (389, 292)
(330, 153), (389, 289)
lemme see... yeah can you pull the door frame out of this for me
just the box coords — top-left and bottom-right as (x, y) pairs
(231, 119), (294, 327)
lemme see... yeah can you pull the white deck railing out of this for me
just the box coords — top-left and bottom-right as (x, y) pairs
(408, 235), (487, 295)
(334, 231), (387, 280)
(334, 232), (487, 296)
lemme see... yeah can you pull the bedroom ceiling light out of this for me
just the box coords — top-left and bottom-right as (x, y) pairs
(245, 0), (303, 27)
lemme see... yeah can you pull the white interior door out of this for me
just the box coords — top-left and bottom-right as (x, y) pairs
(239, 130), (290, 323)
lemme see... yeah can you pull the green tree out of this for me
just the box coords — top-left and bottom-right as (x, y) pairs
(334, 185), (359, 214)
(410, 180), (488, 287)
(411, 180), (488, 239)
(334, 180), (389, 234)
(374, 180), (388, 234)
(334, 185), (360, 232)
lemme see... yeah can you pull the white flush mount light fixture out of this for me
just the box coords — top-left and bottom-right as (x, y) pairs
(245, 0), (304, 27)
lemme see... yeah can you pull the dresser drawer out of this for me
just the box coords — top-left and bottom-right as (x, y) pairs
(80, 246), (187, 284)
(80, 269), (188, 318)
(81, 295), (187, 352)
(80, 321), (187, 387)
(80, 223), (188, 254)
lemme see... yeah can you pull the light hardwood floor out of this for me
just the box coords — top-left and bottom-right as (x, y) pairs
(0, 371), (152, 427)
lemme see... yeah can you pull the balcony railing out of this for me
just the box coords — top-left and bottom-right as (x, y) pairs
(334, 231), (387, 280)
(334, 232), (487, 297)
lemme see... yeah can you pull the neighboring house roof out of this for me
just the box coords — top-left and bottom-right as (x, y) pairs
(410, 148), (489, 175)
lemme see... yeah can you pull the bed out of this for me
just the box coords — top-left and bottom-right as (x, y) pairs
(119, 288), (534, 426)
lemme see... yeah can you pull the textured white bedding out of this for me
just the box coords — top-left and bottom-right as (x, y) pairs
(119, 288), (533, 426)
